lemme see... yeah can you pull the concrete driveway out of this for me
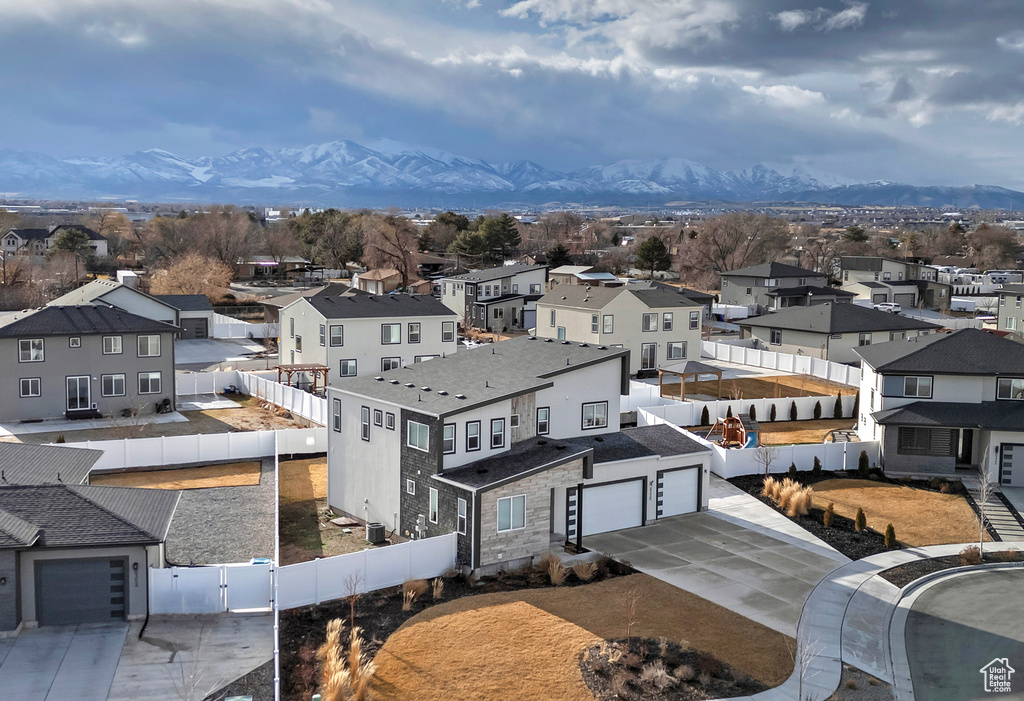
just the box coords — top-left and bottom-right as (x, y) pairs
(0, 623), (128, 700)
(174, 338), (267, 369)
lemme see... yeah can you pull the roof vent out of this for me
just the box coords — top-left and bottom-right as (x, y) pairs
(561, 340), (570, 345)
(595, 436), (604, 442)
(598, 345), (607, 350)
(455, 393), (466, 399)
(420, 387), (431, 392)
(389, 379), (400, 385)
(437, 390), (448, 396)
(374, 376), (384, 381)
(537, 439), (547, 445)
(405, 382), (415, 388)
(555, 444), (566, 450)
(561, 296), (566, 300)
(544, 338), (553, 343)
(476, 468), (488, 474)
(578, 343), (588, 348)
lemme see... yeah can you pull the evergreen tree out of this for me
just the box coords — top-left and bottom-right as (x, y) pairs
(635, 235), (672, 279)
(546, 243), (574, 268)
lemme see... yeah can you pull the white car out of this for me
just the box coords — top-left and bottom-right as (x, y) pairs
(873, 302), (901, 313)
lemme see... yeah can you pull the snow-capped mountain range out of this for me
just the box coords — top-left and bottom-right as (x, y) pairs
(2, 139), (1023, 209)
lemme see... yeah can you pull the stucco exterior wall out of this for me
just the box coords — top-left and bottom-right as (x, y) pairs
(747, 326), (932, 364)
(0, 550), (18, 632)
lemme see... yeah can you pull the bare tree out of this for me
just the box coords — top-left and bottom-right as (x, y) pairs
(753, 444), (780, 476)
(785, 633), (823, 701)
(977, 453), (994, 554)
(362, 212), (418, 288)
(0, 208), (19, 286)
(676, 213), (791, 289)
(149, 253), (233, 296)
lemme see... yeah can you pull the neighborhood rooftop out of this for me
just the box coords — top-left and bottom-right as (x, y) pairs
(438, 439), (592, 490)
(0, 443), (102, 486)
(764, 285), (857, 299)
(336, 335), (629, 417)
(567, 425), (710, 463)
(445, 263), (545, 282)
(738, 302), (941, 334)
(303, 285), (453, 318)
(722, 262), (820, 278)
(152, 294), (213, 311)
(539, 284), (700, 310)
(0, 304), (180, 337)
(872, 401), (1024, 431)
(855, 327), (1024, 374)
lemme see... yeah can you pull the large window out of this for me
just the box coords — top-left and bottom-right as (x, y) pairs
(530, 283), (542, 293)
(457, 498), (467, 535)
(603, 315), (614, 334)
(339, 359), (357, 377)
(138, 372), (162, 394)
(138, 335), (161, 357)
(443, 424), (456, 454)
(689, 311), (700, 330)
(897, 427), (955, 456)
(642, 313), (658, 332)
(18, 339), (43, 362)
(997, 377), (1024, 400)
(640, 343), (656, 370)
(491, 418), (505, 449)
(360, 406), (370, 441)
(466, 421), (481, 451)
(382, 357), (402, 371)
(332, 398), (341, 432)
(903, 376), (932, 398)
(497, 495), (526, 532)
(408, 323), (421, 343)
(442, 321), (455, 342)
(582, 401), (608, 430)
(382, 323), (401, 344)
(19, 377), (40, 398)
(429, 488), (439, 524)
(537, 407), (550, 435)
(330, 325), (344, 346)
(103, 335), (122, 355)
(667, 341), (687, 360)
(662, 312), (673, 331)
(408, 420), (430, 452)
(557, 326), (566, 341)
(101, 374), (125, 397)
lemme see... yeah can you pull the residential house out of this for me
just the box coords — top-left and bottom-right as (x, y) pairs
(261, 286), (330, 324)
(440, 263), (548, 332)
(49, 279), (179, 325)
(840, 256), (951, 310)
(548, 265), (622, 288)
(0, 441), (102, 486)
(151, 294), (215, 339)
(856, 328), (1024, 484)
(719, 262), (827, 311)
(278, 285), (459, 385)
(627, 281), (716, 319)
(997, 284), (1024, 337)
(356, 268), (431, 295)
(234, 255), (309, 280)
(535, 285), (703, 375)
(1, 225), (108, 263)
(738, 303), (940, 364)
(0, 305), (178, 422)
(326, 336), (710, 574)
(764, 285), (856, 310)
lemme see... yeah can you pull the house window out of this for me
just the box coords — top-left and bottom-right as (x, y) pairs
(466, 421), (481, 451)
(138, 372), (162, 394)
(770, 329), (782, 346)
(429, 487), (439, 523)
(603, 315), (614, 334)
(101, 374), (125, 397)
(491, 418), (505, 449)
(642, 313), (658, 332)
(382, 323), (401, 344)
(103, 336), (122, 354)
(386, 412), (395, 430)
(591, 315), (599, 333)
(408, 323), (421, 343)
(289, 317), (294, 338)
(764, 278), (778, 288)
(415, 355), (439, 362)
(408, 420), (430, 452)
(373, 409), (383, 426)
(442, 321), (455, 342)
(550, 309), (556, 327)
(510, 414), (520, 429)
(339, 359), (357, 377)
(903, 376), (933, 398)
(557, 326), (566, 340)
(332, 399), (341, 432)
(530, 283), (542, 293)
(406, 479), (416, 495)
(512, 283), (518, 293)
(663, 312), (673, 331)
(582, 401), (608, 430)
(537, 407), (550, 435)
(457, 498), (467, 535)
(295, 335), (302, 353)
(382, 357), (402, 371)
(360, 406), (370, 441)
(443, 424), (456, 454)
(641, 343), (657, 370)
(18, 339), (43, 362)
(798, 278), (806, 286)
(667, 341), (687, 360)
(883, 272), (891, 280)
(68, 337), (81, 348)
(997, 377), (1024, 400)
(1008, 317), (1017, 331)
(319, 325), (326, 346)
(19, 377), (40, 397)
(493, 307), (503, 320)
(897, 427), (955, 456)
(330, 325), (343, 346)
(1018, 296), (1022, 309)
(138, 335), (161, 357)
(689, 311), (700, 330)
(497, 495), (526, 532)
(746, 287), (752, 295)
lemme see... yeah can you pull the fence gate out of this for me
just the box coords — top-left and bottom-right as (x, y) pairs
(149, 563), (274, 615)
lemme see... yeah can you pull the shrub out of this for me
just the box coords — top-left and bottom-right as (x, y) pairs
(788, 462), (797, 478)
(760, 476), (778, 499)
(402, 579), (429, 610)
(812, 456), (822, 475)
(611, 671), (632, 698)
(640, 660), (675, 691)
(990, 550), (1023, 562)
(674, 664), (695, 682)
(749, 404), (757, 422)
(777, 479), (801, 512)
(858, 450), (870, 477)
(593, 556), (611, 580)
(929, 476), (949, 491)
(852, 392), (860, 418)
(823, 502), (835, 528)
(959, 545), (982, 565)
(884, 523), (896, 549)
(726, 405), (733, 419)
(695, 651), (724, 678)
(854, 507), (866, 533)
(790, 401), (798, 421)
(318, 619), (376, 701)
(846, 680), (858, 690)
(698, 671), (712, 687)
(546, 557), (567, 585)
(700, 405), (710, 426)
(572, 561), (597, 582)
(787, 487), (813, 517)
(55, 434), (66, 444)
(833, 393), (843, 419)
(813, 400), (822, 420)
(658, 636), (668, 656)
(431, 577), (444, 600)
(770, 403), (777, 422)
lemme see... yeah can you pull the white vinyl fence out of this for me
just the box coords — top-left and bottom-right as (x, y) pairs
(150, 562), (274, 614)
(276, 533), (458, 610)
(237, 371), (328, 426)
(702, 340), (861, 387)
(637, 394), (856, 428)
(175, 370), (242, 396)
(900, 310), (984, 330)
(212, 313), (277, 339)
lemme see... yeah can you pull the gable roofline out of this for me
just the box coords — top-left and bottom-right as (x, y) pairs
(737, 302), (940, 334)
(721, 262), (823, 279)
(443, 263), (546, 283)
(855, 328), (1024, 374)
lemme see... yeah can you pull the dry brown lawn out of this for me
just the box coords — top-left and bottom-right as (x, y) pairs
(758, 419), (856, 445)
(372, 573), (793, 701)
(279, 457), (327, 504)
(90, 461), (262, 490)
(812, 478), (989, 546)
(682, 375), (856, 400)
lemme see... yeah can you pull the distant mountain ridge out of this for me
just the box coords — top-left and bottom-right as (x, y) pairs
(2, 140), (1023, 209)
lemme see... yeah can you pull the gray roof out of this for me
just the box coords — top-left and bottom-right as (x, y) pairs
(856, 328), (1024, 375)
(568, 425), (710, 463)
(738, 303), (940, 335)
(660, 360), (722, 377)
(765, 285), (857, 298)
(873, 401), (1024, 431)
(0, 442), (101, 486)
(0, 305), (179, 337)
(51, 224), (106, 241)
(437, 439), (591, 490)
(0, 484), (180, 549)
(49, 279), (176, 311)
(538, 284), (699, 311)
(550, 265), (593, 275)
(1000, 284), (1024, 295)
(631, 281), (715, 304)
(721, 262), (823, 279)
(335, 335), (629, 418)
(152, 294), (213, 311)
(7, 228), (49, 241)
(304, 286), (455, 320)
(445, 263), (546, 283)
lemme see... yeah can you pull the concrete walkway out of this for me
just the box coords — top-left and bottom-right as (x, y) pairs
(963, 477), (1024, 540)
(0, 411), (187, 438)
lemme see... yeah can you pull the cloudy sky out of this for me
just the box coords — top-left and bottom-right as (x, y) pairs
(2, 0), (1023, 187)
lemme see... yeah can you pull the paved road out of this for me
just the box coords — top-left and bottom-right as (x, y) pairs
(905, 568), (1024, 700)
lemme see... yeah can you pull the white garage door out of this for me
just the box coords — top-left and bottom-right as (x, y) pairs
(1001, 444), (1023, 487)
(657, 468), (699, 518)
(568, 479), (644, 538)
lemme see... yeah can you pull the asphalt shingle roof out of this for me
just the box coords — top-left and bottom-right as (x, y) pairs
(873, 401), (1024, 431)
(445, 263), (546, 283)
(568, 425), (710, 463)
(1000, 284), (1024, 295)
(738, 303), (940, 335)
(304, 286), (456, 320)
(765, 285), (857, 298)
(438, 439), (591, 490)
(152, 294), (213, 311)
(855, 328), (1024, 375)
(0, 305), (179, 337)
(721, 262), (823, 279)
(538, 285), (699, 311)
(0, 442), (101, 486)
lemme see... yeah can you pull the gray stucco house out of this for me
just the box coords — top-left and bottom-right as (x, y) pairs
(0, 305), (178, 422)
(719, 262), (826, 311)
(997, 283), (1024, 337)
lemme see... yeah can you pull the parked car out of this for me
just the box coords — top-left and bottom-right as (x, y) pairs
(873, 302), (901, 313)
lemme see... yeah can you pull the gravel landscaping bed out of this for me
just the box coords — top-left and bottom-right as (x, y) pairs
(206, 660), (274, 701)
(826, 664), (893, 701)
(880, 550), (1024, 588)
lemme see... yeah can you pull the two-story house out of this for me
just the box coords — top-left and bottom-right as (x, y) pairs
(855, 328), (1024, 484)
(719, 262), (827, 311)
(548, 265), (622, 288)
(997, 284), (1024, 337)
(327, 336), (711, 573)
(840, 256), (951, 310)
(738, 303), (940, 364)
(440, 263), (548, 332)
(0, 305), (178, 422)
(278, 285), (459, 386)
(1, 225), (108, 263)
(535, 285), (703, 375)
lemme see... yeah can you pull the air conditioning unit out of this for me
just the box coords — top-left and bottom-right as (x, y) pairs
(365, 522), (386, 545)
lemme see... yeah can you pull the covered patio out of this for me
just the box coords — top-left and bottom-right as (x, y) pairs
(276, 363), (330, 396)
(658, 360), (723, 401)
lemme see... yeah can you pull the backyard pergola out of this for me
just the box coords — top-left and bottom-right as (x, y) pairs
(658, 360), (723, 401)
(276, 363), (330, 395)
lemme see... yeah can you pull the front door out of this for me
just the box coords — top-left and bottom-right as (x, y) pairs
(641, 343), (657, 371)
(66, 375), (91, 411)
(957, 429), (973, 465)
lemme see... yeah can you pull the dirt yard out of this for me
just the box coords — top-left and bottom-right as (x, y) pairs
(91, 461), (262, 489)
(758, 419), (856, 445)
(279, 457), (378, 565)
(681, 375), (856, 400)
(372, 573), (794, 701)
(811, 478), (988, 546)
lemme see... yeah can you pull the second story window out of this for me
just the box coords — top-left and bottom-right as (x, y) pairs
(442, 321), (455, 342)
(550, 309), (556, 327)
(466, 421), (481, 451)
(332, 399), (341, 432)
(642, 313), (657, 332)
(537, 407), (550, 435)
(103, 335), (122, 354)
(443, 424), (456, 454)
(138, 335), (161, 357)
(603, 315), (614, 334)
(330, 325), (343, 346)
(408, 323), (421, 343)
(582, 401), (608, 430)
(295, 335), (302, 353)
(382, 323), (401, 344)
(319, 325), (326, 346)
(289, 317), (294, 338)
(408, 420), (430, 452)
(490, 418), (505, 449)
(689, 311), (700, 330)
(19, 338), (44, 363)
(663, 312), (673, 331)
(997, 377), (1024, 400)
(902, 376), (932, 398)
(360, 406), (370, 441)
(591, 315), (599, 333)
(339, 359), (357, 377)
(858, 333), (871, 347)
